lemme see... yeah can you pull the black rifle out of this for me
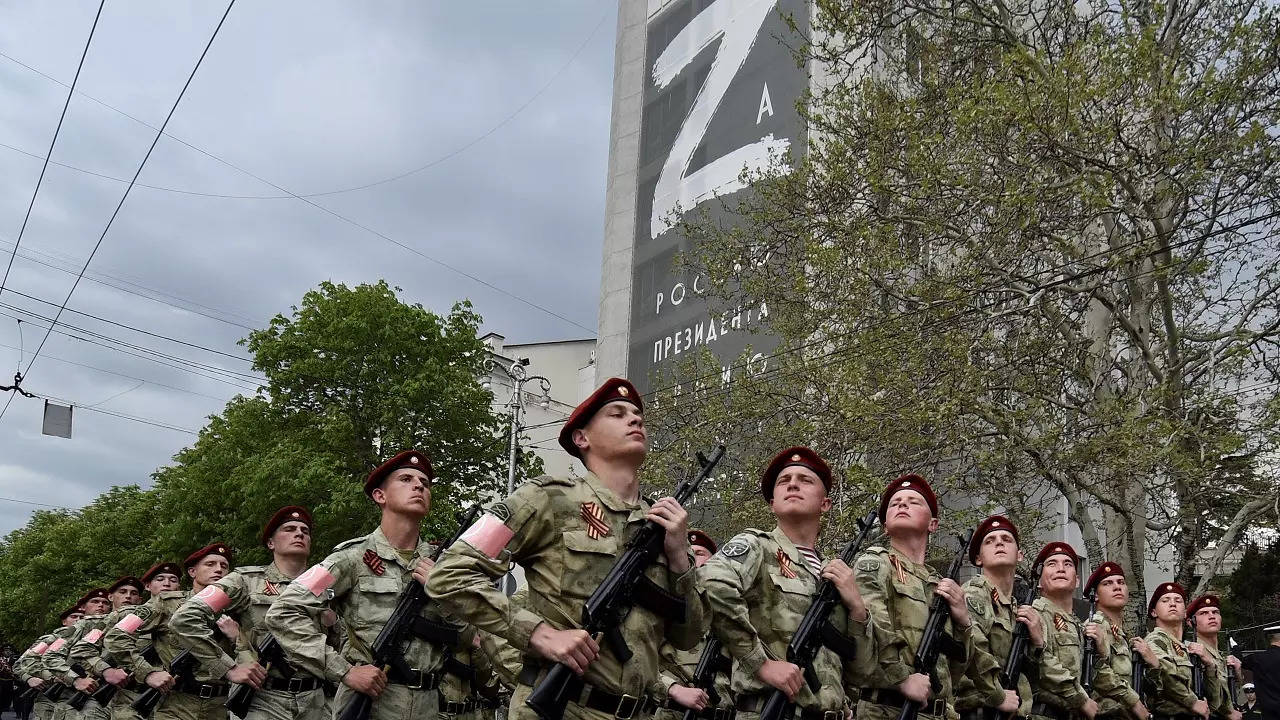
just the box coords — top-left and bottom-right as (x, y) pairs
(335, 504), (482, 720)
(897, 530), (976, 720)
(130, 650), (196, 716)
(92, 645), (155, 708)
(1081, 591), (1099, 691)
(984, 565), (1042, 720)
(1227, 636), (1238, 707)
(1131, 619), (1147, 701)
(759, 510), (880, 720)
(18, 686), (39, 703)
(66, 663), (95, 710)
(526, 445), (726, 720)
(1186, 625), (1205, 699)
(681, 635), (728, 720)
(224, 633), (293, 715)
(39, 681), (67, 702)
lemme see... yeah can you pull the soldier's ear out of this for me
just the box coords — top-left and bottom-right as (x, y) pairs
(820, 495), (832, 513)
(927, 516), (940, 533)
(572, 428), (589, 453)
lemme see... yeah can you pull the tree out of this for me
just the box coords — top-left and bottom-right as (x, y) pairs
(649, 0), (1280, 620)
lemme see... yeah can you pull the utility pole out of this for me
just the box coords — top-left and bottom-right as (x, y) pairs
(488, 357), (551, 594)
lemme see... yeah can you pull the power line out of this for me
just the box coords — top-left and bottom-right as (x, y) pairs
(0, 340), (229, 401)
(0, 0), (106, 296)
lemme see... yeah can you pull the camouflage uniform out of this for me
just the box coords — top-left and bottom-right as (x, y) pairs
(855, 545), (970, 720)
(702, 527), (880, 719)
(71, 608), (145, 720)
(1029, 597), (1089, 720)
(15, 635), (59, 720)
(426, 472), (709, 720)
(438, 633), (501, 720)
(102, 590), (233, 720)
(1200, 640), (1231, 719)
(46, 614), (115, 720)
(169, 563), (330, 720)
(649, 639), (733, 720)
(955, 575), (1036, 719)
(36, 627), (82, 720)
(1086, 612), (1143, 720)
(265, 526), (469, 720)
(1144, 627), (1221, 718)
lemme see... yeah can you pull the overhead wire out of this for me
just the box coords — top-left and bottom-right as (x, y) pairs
(0, 340), (230, 401)
(0, 0), (106, 296)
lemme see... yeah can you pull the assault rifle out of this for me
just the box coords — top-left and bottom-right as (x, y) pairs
(92, 645), (156, 708)
(1131, 619), (1148, 702)
(897, 530), (976, 720)
(759, 510), (880, 720)
(1081, 591), (1099, 691)
(335, 504), (482, 720)
(681, 635), (729, 720)
(66, 664), (94, 710)
(526, 445), (726, 720)
(225, 633), (293, 716)
(985, 564), (1042, 720)
(1227, 637), (1239, 709)
(130, 649), (197, 716)
(1186, 625), (1206, 699)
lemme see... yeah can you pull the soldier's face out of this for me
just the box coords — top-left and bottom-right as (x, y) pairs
(84, 598), (110, 615)
(189, 554), (230, 587)
(1194, 606), (1222, 633)
(373, 468), (432, 518)
(883, 490), (937, 536)
(1039, 555), (1077, 593)
(62, 613), (82, 626)
(147, 573), (180, 594)
(110, 586), (141, 609)
(268, 521), (312, 558)
(768, 467), (830, 519)
(1097, 575), (1128, 609)
(576, 402), (646, 463)
(976, 529), (1020, 569)
(691, 545), (714, 567)
(1152, 592), (1185, 622)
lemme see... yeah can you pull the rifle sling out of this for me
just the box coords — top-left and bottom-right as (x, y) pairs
(442, 655), (475, 682)
(712, 653), (733, 675)
(819, 621), (859, 660)
(634, 575), (687, 623)
(408, 616), (463, 646)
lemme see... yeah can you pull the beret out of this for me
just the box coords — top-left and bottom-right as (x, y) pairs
(970, 515), (1018, 564)
(879, 474), (938, 523)
(761, 446), (832, 501)
(558, 378), (642, 458)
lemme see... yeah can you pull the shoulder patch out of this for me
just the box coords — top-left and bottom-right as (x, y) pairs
(857, 557), (882, 573)
(967, 595), (986, 616)
(488, 501), (512, 522)
(721, 540), (751, 558)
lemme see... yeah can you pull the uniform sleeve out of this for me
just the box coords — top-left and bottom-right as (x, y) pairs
(663, 561), (709, 651)
(1203, 658), (1227, 715)
(264, 550), (357, 684)
(854, 552), (913, 687)
(653, 642), (686, 697)
(43, 629), (78, 682)
(169, 574), (252, 680)
(1089, 622), (1139, 711)
(102, 604), (163, 683)
(700, 534), (771, 679)
(1147, 632), (1200, 711)
(963, 586), (1008, 708)
(1034, 608), (1088, 710)
(425, 485), (559, 651)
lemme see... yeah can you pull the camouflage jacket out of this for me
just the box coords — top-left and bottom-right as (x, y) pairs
(1029, 597), (1089, 712)
(1086, 612), (1141, 718)
(956, 574), (1036, 716)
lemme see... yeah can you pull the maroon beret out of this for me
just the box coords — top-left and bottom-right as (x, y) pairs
(1188, 594), (1221, 616)
(260, 505), (313, 545)
(688, 529), (717, 553)
(1033, 541), (1079, 569)
(878, 474), (938, 523)
(761, 447), (833, 500)
(59, 607), (81, 621)
(109, 576), (144, 594)
(77, 588), (110, 608)
(141, 562), (181, 583)
(1083, 562), (1125, 595)
(1148, 581), (1186, 615)
(970, 515), (1019, 564)
(184, 542), (232, 569)
(364, 450), (433, 496)
(558, 378), (643, 458)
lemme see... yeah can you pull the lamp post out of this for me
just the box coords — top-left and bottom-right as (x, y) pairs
(487, 357), (550, 593)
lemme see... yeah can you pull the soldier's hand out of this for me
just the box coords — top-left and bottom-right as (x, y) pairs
(996, 690), (1019, 713)
(1229, 710), (1242, 720)
(935, 579), (970, 629)
(343, 665), (387, 697)
(1131, 637), (1157, 666)
(668, 685), (709, 710)
(216, 615), (240, 642)
(1083, 623), (1109, 658)
(1192, 699), (1210, 719)
(529, 624), (599, 676)
(1017, 606), (1044, 647)
(1131, 700), (1151, 720)
(756, 660), (804, 700)
(226, 662), (266, 688)
(25, 677), (44, 689)
(1227, 654), (1242, 673)
(412, 557), (436, 586)
(144, 670), (175, 692)
(1187, 642), (1215, 667)
(1082, 698), (1099, 719)
(898, 673), (931, 703)
(821, 560), (867, 621)
(103, 668), (129, 687)
(321, 609), (339, 628)
(72, 677), (97, 693)
(647, 497), (691, 574)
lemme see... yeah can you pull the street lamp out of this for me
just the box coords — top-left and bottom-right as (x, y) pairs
(489, 357), (551, 594)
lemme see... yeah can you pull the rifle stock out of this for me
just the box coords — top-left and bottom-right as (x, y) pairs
(225, 633), (290, 716)
(131, 650), (196, 717)
(681, 635), (726, 720)
(1081, 592), (1099, 691)
(526, 445), (726, 720)
(1186, 625), (1205, 699)
(897, 530), (975, 720)
(984, 565), (1041, 720)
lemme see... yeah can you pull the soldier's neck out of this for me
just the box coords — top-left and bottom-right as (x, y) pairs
(1101, 606), (1125, 625)
(981, 566), (1015, 598)
(380, 513), (423, 550)
(192, 581), (208, 594)
(272, 555), (306, 579)
(776, 516), (820, 549)
(888, 533), (928, 565)
(1197, 631), (1218, 648)
(584, 458), (641, 503)
(1156, 619), (1182, 636)
(1044, 589), (1073, 612)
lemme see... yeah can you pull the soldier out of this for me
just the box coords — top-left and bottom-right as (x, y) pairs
(1080, 562), (1158, 720)
(1028, 542), (1098, 720)
(66, 578), (145, 720)
(1188, 595), (1242, 720)
(103, 544), (234, 720)
(653, 529), (732, 720)
(426, 377), (707, 720)
(1144, 582), (1218, 720)
(955, 515), (1044, 720)
(703, 447), (877, 720)
(86, 565), (180, 720)
(19, 607), (85, 720)
(855, 474), (971, 720)
(265, 450), (470, 720)
(169, 506), (330, 720)
(43, 589), (111, 720)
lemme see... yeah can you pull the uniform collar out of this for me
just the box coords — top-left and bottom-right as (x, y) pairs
(769, 526), (819, 580)
(264, 562), (291, 583)
(973, 573), (1014, 605)
(582, 471), (647, 517)
(368, 526), (428, 569)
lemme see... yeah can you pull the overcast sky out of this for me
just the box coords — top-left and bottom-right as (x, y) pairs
(0, 1), (616, 534)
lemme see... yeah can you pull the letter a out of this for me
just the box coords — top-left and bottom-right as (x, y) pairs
(757, 83), (774, 124)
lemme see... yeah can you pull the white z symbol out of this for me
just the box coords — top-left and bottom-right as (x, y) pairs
(650, 0), (791, 240)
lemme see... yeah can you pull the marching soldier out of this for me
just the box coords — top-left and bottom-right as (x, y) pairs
(18, 606), (85, 720)
(66, 578), (145, 720)
(103, 544), (235, 720)
(170, 506), (330, 720)
(654, 530), (732, 720)
(265, 450), (471, 720)
(84, 565), (180, 720)
(426, 377), (708, 720)
(955, 515), (1044, 720)
(1081, 562), (1158, 720)
(44, 589), (112, 720)
(855, 474), (971, 720)
(703, 447), (878, 720)
(1187, 595), (1242, 720)
(1028, 542), (1099, 720)
(1144, 582), (1218, 720)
